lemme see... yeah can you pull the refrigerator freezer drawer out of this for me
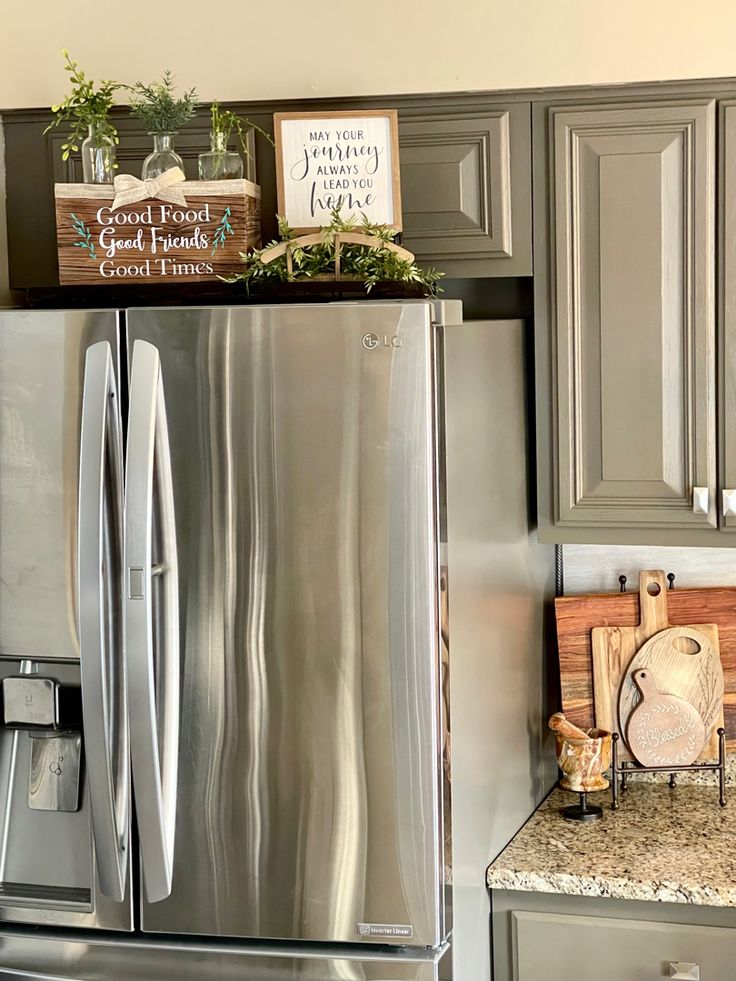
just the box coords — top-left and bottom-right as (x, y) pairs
(0, 931), (452, 981)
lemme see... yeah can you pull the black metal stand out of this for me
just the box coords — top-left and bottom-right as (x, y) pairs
(611, 728), (727, 809)
(563, 791), (604, 822)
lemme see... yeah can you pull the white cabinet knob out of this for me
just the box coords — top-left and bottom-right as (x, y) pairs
(692, 487), (709, 515)
(669, 963), (700, 980)
(723, 488), (736, 517)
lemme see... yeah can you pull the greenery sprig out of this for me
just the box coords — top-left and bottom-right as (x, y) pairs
(128, 70), (197, 134)
(209, 101), (274, 160)
(44, 50), (121, 161)
(70, 213), (97, 260)
(212, 206), (234, 254)
(224, 210), (443, 296)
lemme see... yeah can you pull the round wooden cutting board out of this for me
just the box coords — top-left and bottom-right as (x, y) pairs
(626, 668), (706, 767)
(619, 625), (724, 754)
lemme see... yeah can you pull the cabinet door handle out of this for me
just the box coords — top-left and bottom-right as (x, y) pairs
(669, 964), (700, 980)
(692, 487), (709, 515)
(723, 488), (736, 517)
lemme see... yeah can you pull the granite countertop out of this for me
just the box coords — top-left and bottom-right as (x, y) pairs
(487, 782), (736, 906)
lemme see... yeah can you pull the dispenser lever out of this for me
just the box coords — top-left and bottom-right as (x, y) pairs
(2, 676), (81, 731)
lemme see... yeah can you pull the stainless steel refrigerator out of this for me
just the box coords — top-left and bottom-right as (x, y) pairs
(0, 301), (456, 980)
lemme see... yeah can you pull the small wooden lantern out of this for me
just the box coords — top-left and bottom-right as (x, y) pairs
(54, 176), (261, 285)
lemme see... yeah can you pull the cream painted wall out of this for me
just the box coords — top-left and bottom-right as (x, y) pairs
(0, 1), (736, 109)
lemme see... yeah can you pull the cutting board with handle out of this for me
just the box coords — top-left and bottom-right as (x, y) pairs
(555, 576), (736, 750)
(619, 625), (723, 758)
(590, 570), (722, 761)
(626, 668), (707, 767)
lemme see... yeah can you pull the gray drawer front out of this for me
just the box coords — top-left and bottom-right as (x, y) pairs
(514, 910), (736, 980)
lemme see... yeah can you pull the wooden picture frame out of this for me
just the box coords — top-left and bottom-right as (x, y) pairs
(274, 110), (402, 232)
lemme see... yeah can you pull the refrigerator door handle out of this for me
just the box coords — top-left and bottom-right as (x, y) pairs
(78, 341), (129, 902)
(124, 339), (180, 903)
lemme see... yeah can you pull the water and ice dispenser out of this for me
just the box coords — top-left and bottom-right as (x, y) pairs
(2, 668), (83, 812)
(0, 661), (95, 910)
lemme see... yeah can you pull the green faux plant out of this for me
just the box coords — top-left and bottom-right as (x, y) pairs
(128, 70), (198, 133)
(209, 100), (274, 159)
(44, 50), (121, 161)
(224, 210), (443, 296)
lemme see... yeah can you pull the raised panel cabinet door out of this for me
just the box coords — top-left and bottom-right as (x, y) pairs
(513, 911), (736, 981)
(719, 102), (736, 531)
(398, 105), (532, 276)
(550, 100), (716, 530)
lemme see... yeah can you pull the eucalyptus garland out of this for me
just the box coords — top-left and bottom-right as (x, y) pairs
(224, 211), (443, 296)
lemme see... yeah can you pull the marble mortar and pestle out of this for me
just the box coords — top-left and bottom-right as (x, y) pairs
(549, 712), (612, 822)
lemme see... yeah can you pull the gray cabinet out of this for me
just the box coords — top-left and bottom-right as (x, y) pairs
(720, 101), (736, 533)
(493, 890), (736, 981)
(536, 98), (721, 544)
(398, 104), (532, 277)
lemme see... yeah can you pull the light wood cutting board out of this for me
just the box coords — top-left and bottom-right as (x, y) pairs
(591, 570), (722, 762)
(626, 667), (707, 767)
(620, 625), (723, 753)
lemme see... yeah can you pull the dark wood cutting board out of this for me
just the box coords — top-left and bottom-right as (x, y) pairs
(555, 583), (736, 750)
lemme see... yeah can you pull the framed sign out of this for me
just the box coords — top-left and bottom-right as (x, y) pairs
(274, 110), (402, 232)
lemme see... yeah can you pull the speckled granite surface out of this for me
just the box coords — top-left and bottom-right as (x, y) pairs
(487, 782), (736, 905)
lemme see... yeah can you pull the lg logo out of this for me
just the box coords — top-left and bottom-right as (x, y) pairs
(361, 333), (402, 351)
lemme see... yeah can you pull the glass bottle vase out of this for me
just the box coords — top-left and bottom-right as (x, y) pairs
(81, 123), (116, 184)
(142, 133), (184, 180)
(198, 133), (244, 180)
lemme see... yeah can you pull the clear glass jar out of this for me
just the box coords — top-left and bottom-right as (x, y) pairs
(198, 132), (244, 180)
(81, 123), (116, 184)
(142, 133), (184, 180)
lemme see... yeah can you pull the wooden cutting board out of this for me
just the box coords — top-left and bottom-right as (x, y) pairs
(555, 573), (736, 752)
(619, 625), (723, 756)
(590, 571), (721, 761)
(626, 668), (707, 767)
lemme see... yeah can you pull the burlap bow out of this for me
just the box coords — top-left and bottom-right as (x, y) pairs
(111, 167), (188, 211)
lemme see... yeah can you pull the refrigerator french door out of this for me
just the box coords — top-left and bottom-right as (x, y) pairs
(0, 302), (449, 954)
(125, 303), (448, 946)
(0, 309), (132, 931)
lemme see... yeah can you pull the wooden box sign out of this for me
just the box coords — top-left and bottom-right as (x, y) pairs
(54, 177), (261, 284)
(274, 110), (402, 232)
